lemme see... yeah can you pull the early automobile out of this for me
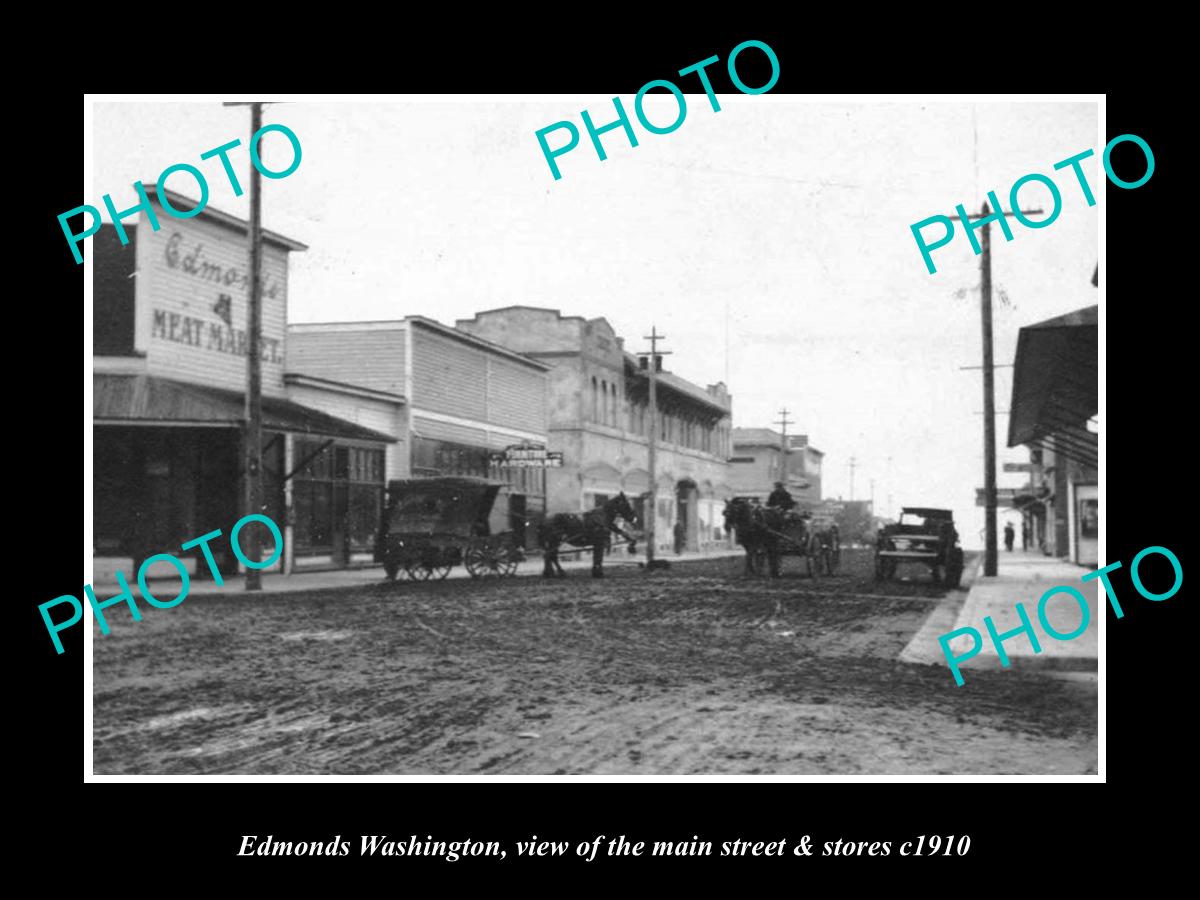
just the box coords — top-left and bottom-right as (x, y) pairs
(874, 507), (965, 587)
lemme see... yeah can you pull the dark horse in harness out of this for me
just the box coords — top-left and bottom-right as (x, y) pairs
(538, 492), (640, 578)
(723, 498), (780, 576)
(723, 498), (817, 578)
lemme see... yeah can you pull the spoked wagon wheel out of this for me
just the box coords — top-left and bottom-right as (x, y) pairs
(426, 560), (453, 581)
(465, 542), (513, 578)
(383, 558), (400, 582)
(408, 562), (452, 580)
(464, 544), (489, 579)
(497, 544), (522, 578)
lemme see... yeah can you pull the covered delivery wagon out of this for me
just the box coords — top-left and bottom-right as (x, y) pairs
(375, 476), (524, 581)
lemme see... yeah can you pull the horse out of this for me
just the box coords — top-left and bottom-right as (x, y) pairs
(723, 498), (780, 577)
(538, 492), (639, 578)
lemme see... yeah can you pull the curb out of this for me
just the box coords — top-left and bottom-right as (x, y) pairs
(899, 554), (1099, 674)
(91, 550), (749, 598)
(898, 555), (980, 667)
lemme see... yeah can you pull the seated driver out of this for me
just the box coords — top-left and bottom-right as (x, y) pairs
(766, 481), (796, 511)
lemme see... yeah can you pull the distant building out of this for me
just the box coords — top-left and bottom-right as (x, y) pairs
(730, 428), (824, 510)
(455, 307), (734, 552)
(788, 434), (824, 502)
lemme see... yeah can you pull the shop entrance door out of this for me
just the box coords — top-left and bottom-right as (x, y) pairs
(1074, 484), (1098, 567)
(676, 479), (697, 553)
(509, 493), (527, 548)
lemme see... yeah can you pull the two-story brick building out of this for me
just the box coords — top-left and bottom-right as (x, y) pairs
(286, 318), (551, 549)
(454, 307), (734, 552)
(92, 187), (397, 577)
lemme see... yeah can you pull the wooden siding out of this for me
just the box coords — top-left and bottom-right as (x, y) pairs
(134, 201), (291, 397)
(412, 328), (488, 420)
(412, 326), (546, 434)
(287, 328), (406, 397)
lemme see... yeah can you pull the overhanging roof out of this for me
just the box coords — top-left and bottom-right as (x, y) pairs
(1008, 305), (1098, 450)
(623, 353), (729, 414)
(94, 374), (396, 442)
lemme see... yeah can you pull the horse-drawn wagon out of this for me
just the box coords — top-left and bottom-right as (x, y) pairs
(723, 498), (824, 578)
(375, 476), (525, 581)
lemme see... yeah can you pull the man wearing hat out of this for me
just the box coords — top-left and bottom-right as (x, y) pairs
(766, 481), (796, 512)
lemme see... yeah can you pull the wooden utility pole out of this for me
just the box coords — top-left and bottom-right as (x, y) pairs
(978, 206), (998, 578)
(232, 101), (266, 591)
(774, 407), (792, 482)
(951, 200), (1041, 577)
(641, 327), (670, 569)
(848, 456), (857, 502)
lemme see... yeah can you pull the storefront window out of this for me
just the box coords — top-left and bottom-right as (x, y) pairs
(1080, 498), (1098, 539)
(348, 483), (382, 550)
(293, 439), (384, 557)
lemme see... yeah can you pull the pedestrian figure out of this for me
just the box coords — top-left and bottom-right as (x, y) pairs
(673, 519), (686, 555)
(1021, 519), (1030, 551)
(1004, 521), (1015, 552)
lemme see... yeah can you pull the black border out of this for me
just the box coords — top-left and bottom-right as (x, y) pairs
(24, 28), (1184, 885)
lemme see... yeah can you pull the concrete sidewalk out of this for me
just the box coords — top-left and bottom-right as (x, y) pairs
(901, 550), (1098, 675)
(90, 547), (746, 597)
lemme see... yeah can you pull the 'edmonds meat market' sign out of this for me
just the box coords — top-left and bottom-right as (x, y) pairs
(489, 444), (564, 468)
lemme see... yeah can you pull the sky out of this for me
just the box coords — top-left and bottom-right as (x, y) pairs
(92, 97), (1100, 548)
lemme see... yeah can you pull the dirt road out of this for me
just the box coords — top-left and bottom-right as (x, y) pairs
(92, 550), (1097, 775)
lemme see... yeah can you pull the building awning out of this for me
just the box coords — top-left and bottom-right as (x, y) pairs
(94, 374), (396, 443)
(1008, 305), (1097, 466)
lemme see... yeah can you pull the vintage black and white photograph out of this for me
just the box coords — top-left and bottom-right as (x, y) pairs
(86, 94), (1100, 776)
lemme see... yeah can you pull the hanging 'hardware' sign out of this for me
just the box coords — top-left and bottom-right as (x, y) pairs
(489, 444), (565, 468)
